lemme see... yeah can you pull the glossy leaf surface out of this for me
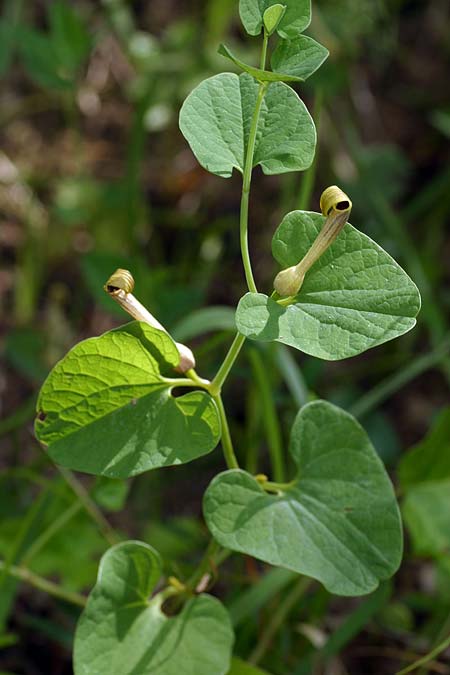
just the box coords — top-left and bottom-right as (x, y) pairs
(35, 322), (220, 478)
(204, 401), (403, 596)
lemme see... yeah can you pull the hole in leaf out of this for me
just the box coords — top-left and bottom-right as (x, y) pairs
(37, 411), (46, 421)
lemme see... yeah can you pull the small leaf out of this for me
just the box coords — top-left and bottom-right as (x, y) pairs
(218, 43), (301, 83)
(204, 400), (403, 597)
(239, 0), (311, 38)
(235, 211), (421, 360)
(35, 322), (220, 478)
(263, 4), (286, 36)
(399, 407), (450, 489)
(74, 541), (234, 675)
(180, 73), (315, 178)
(271, 36), (329, 82)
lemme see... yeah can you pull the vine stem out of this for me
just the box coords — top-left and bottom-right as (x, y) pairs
(185, 539), (221, 593)
(395, 634), (450, 675)
(0, 559), (86, 608)
(240, 72), (268, 292)
(210, 332), (246, 396)
(213, 394), (239, 469)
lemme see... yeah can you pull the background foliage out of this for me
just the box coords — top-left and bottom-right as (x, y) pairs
(0, 0), (449, 673)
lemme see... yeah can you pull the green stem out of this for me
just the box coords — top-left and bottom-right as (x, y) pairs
(248, 349), (285, 482)
(0, 559), (86, 608)
(57, 466), (119, 546)
(260, 30), (269, 70)
(185, 539), (221, 593)
(395, 634), (450, 675)
(213, 394), (239, 469)
(249, 576), (312, 665)
(210, 333), (246, 396)
(240, 77), (268, 292)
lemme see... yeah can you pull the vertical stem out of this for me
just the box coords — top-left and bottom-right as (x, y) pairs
(240, 79), (268, 293)
(240, 30), (269, 293)
(210, 332), (246, 395)
(260, 30), (269, 70)
(213, 394), (239, 469)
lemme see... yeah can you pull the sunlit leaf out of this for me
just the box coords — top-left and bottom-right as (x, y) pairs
(235, 211), (421, 360)
(35, 322), (220, 478)
(179, 73), (315, 178)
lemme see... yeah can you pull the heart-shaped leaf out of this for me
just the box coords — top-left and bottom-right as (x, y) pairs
(239, 0), (311, 39)
(35, 322), (220, 478)
(204, 400), (403, 596)
(271, 36), (329, 82)
(235, 211), (421, 360)
(179, 73), (315, 178)
(74, 541), (234, 675)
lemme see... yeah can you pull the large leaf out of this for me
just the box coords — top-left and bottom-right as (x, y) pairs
(271, 36), (329, 82)
(179, 73), (315, 178)
(235, 211), (421, 360)
(74, 541), (234, 675)
(239, 0), (311, 38)
(399, 407), (450, 489)
(35, 322), (220, 478)
(204, 401), (402, 596)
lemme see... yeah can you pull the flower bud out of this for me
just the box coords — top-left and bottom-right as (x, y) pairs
(273, 186), (352, 298)
(104, 269), (196, 373)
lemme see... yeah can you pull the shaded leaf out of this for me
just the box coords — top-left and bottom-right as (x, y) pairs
(399, 407), (450, 489)
(204, 401), (402, 596)
(402, 481), (450, 556)
(228, 658), (271, 674)
(35, 322), (220, 478)
(239, 0), (311, 39)
(74, 541), (234, 675)
(235, 211), (420, 360)
(271, 36), (329, 82)
(179, 73), (315, 178)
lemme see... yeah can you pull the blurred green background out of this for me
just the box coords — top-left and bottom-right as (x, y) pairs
(0, 0), (449, 673)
